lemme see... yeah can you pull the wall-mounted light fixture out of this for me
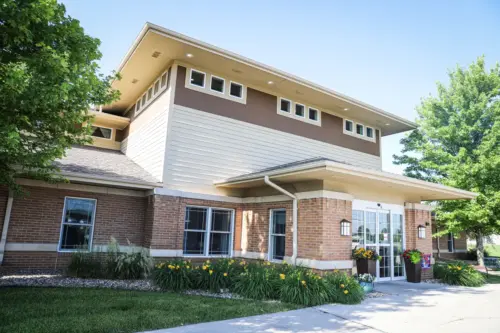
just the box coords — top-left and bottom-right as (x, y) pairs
(340, 219), (351, 236)
(418, 225), (426, 239)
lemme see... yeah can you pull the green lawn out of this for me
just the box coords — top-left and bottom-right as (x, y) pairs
(484, 273), (500, 284)
(0, 287), (300, 333)
(485, 245), (500, 257)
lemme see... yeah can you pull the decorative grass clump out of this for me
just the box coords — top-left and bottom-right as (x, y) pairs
(67, 238), (153, 279)
(433, 261), (485, 287)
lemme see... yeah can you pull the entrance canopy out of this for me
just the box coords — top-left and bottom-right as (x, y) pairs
(215, 158), (477, 202)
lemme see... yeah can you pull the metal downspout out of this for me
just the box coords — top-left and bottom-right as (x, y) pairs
(264, 176), (297, 265)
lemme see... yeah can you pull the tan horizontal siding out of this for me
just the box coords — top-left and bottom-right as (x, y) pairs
(164, 105), (381, 194)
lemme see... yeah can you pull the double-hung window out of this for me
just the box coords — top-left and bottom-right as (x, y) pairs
(183, 206), (234, 256)
(59, 197), (96, 251)
(269, 209), (286, 261)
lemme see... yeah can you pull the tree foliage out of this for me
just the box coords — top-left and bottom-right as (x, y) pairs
(0, 0), (119, 192)
(393, 57), (500, 262)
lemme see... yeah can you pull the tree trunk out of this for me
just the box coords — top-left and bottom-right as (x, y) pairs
(476, 232), (485, 266)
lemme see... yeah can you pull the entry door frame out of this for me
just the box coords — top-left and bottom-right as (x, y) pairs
(352, 200), (406, 281)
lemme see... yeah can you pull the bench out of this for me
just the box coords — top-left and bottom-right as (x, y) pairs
(478, 257), (500, 275)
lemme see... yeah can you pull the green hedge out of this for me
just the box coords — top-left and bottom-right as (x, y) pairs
(433, 261), (485, 287)
(152, 259), (364, 306)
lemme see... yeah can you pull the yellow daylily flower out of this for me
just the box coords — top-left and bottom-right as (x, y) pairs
(209, 270), (214, 275)
(344, 290), (349, 294)
(223, 272), (228, 277)
(202, 265), (207, 270)
(340, 284), (345, 288)
(280, 273), (286, 280)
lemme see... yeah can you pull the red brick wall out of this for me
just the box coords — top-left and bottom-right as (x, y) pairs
(298, 198), (352, 261)
(2, 252), (72, 270)
(146, 195), (244, 252)
(7, 186), (146, 246)
(405, 208), (433, 279)
(241, 201), (293, 256)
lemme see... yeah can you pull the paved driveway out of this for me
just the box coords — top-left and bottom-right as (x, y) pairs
(143, 281), (500, 333)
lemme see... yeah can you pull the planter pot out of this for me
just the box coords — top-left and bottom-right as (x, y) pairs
(356, 259), (377, 275)
(359, 281), (374, 293)
(404, 259), (422, 283)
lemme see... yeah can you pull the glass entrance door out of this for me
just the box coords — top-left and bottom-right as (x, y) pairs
(352, 208), (406, 281)
(377, 211), (391, 280)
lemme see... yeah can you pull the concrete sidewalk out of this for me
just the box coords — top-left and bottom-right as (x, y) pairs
(141, 281), (500, 333)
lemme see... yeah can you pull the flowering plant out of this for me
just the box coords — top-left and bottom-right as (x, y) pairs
(402, 249), (422, 264)
(352, 247), (381, 261)
(356, 273), (375, 283)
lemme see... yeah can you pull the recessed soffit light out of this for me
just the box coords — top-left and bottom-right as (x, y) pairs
(151, 51), (161, 58)
(385, 123), (390, 126)
(343, 108), (349, 111)
(267, 81), (274, 85)
(186, 53), (194, 58)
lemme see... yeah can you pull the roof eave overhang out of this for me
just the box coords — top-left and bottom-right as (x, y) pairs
(61, 171), (162, 190)
(214, 161), (477, 201)
(111, 22), (417, 135)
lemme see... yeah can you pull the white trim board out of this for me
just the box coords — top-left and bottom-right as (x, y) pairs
(153, 188), (355, 203)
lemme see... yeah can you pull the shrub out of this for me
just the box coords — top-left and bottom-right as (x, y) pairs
(324, 271), (364, 304)
(465, 248), (478, 261)
(67, 251), (103, 278)
(434, 261), (485, 287)
(152, 259), (193, 291)
(191, 259), (237, 293)
(232, 261), (281, 300)
(113, 249), (154, 279)
(278, 266), (330, 306)
(66, 238), (153, 280)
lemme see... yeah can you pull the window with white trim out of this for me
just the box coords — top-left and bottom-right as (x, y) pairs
(343, 119), (376, 142)
(183, 206), (234, 256)
(356, 124), (364, 135)
(269, 209), (286, 261)
(345, 120), (353, 132)
(184, 67), (246, 103)
(91, 126), (112, 140)
(59, 197), (96, 251)
(229, 82), (243, 98)
(210, 75), (225, 94)
(366, 127), (374, 138)
(295, 103), (305, 117)
(131, 68), (170, 116)
(308, 108), (318, 121)
(190, 69), (206, 88)
(280, 98), (291, 113)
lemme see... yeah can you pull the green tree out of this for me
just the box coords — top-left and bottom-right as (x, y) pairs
(0, 0), (119, 192)
(394, 57), (500, 265)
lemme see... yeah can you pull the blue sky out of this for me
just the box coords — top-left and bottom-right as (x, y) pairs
(61, 0), (500, 174)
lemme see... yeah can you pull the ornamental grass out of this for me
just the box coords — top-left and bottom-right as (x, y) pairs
(433, 261), (485, 287)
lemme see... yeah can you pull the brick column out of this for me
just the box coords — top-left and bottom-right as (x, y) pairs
(405, 204), (433, 279)
(297, 198), (352, 261)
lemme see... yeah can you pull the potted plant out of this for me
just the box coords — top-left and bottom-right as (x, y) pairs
(402, 249), (423, 283)
(356, 273), (375, 293)
(352, 247), (381, 275)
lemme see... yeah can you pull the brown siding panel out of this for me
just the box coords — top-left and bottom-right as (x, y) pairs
(174, 66), (380, 156)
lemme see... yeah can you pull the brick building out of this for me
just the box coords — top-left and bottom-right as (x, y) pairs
(0, 23), (476, 281)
